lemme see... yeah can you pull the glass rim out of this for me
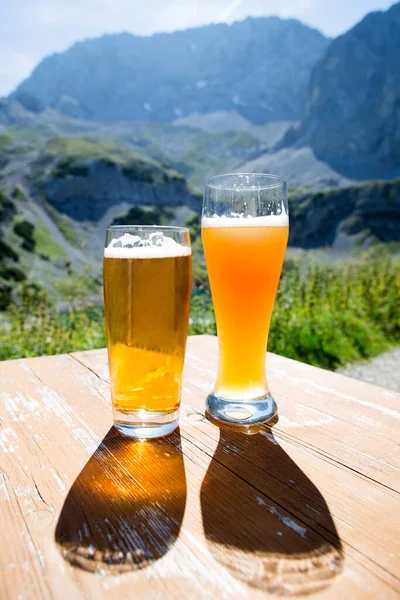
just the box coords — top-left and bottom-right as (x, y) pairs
(106, 224), (189, 233)
(206, 172), (285, 191)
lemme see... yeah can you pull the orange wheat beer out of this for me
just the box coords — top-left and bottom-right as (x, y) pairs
(202, 217), (288, 400)
(103, 234), (191, 429)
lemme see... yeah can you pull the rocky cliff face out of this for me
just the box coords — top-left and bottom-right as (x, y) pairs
(44, 160), (201, 221)
(291, 3), (400, 168)
(289, 179), (400, 248)
(13, 17), (328, 125)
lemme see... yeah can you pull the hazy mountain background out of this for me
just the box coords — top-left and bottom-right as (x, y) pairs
(0, 2), (399, 307)
(13, 18), (328, 124)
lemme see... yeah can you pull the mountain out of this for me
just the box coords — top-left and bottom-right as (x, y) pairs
(285, 2), (400, 172)
(0, 124), (202, 306)
(289, 179), (400, 249)
(13, 17), (328, 125)
(0, 97), (265, 193)
(173, 110), (295, 145)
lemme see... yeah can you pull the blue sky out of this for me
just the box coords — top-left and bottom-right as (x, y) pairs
(0, 0), (396, 96)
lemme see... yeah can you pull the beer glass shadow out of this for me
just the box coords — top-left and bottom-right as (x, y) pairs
(55, 426), (186, 574)
(201, 418), (343, 596)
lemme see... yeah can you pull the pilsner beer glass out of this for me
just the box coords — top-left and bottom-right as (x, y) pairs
(202, 174), (289, 426)
(103, 226), (192, 438)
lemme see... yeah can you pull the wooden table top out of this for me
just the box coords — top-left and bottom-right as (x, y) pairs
(1, 335), (399, 599)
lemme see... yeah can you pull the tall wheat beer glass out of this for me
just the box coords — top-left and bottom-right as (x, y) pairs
(202, 174), (288, 426)
(103, 226), (192, 438)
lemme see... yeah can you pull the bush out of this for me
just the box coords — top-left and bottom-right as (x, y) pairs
(112, 205), (174, 226)
(189, 251), (400, 369)
(13, 219), (36, 252)
(0, 282), (106, 360)
(0, 281), (12, 310)
(0, 190), (16, 222)
(0, 264), (26, 282)
(0, 252), (399, 370)
(0, 239), (19, 262)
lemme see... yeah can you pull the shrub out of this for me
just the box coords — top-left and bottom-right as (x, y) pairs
(0, 264), (26, 282)
(0, 281), (12, 310)
(0, 252), (399, 371)
(0, 239), (19, 262)
(0, 282), (106, 360)
(112, 205), (174, 226)
(13, 219), (36, 252)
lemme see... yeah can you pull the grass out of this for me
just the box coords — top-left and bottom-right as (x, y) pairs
(268, 251), (399, 369)
(47, 136), (132, 163)
(0, 283), (105, 360)
(189, 250), (400, 369)
(33, 221), (66, 260)
(1, 250), (399, 369)
(47, 136), (183, 185)
(0, 133), (13, 158)
(0, 128), (43, 160)
(43, 202), (81, 246)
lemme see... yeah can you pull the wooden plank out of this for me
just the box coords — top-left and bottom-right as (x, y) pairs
(73, 338), (400, 591)
(0, 337), (399, 599)
(74, 337), (400, 491)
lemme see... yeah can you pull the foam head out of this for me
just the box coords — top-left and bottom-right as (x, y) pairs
(104, 231), (191, 259)
(201, 213), (289, 228)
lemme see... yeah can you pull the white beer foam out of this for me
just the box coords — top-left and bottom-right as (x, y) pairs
(202, 213), (288, 228)
(104, 232), (191, 259)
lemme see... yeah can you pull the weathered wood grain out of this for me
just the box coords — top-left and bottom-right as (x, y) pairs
(0, 335), (399, 599)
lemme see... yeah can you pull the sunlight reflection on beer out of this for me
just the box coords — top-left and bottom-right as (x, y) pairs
(103, 227), (191, 435)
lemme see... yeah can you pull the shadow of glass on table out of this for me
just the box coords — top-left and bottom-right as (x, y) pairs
(55, 426), (186, 574)
(201, 415), (343, 596)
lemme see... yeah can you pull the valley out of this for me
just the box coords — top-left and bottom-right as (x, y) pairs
(0, 5), (399, 375)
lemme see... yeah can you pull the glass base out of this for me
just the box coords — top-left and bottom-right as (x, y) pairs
(206, 392), (277, 427)
(113, 408), (179, 439)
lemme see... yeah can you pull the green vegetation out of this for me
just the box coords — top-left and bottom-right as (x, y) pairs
(0, 190), (16, 222)
(47, 136), (131, 163)
(112, 205), (174, 226)
(0, 128), (43, 160)
(230, 131), (260, 151)
(10, 216), (66, 260)
(1, 250), (398, 369)
(0, 283), (105, 361)
(0, 264), (26, 282)
(33, 221), (66, 260)
(13, 219), (36, 251)
(11, 184), (28, 202)
(268, 251), (399, 369)
(43, 202), (81, 246)
(47, 136), (182, 185)
(189, 250), (400, 369)
(289, 179), (400, 247)
(0, 239), (19, 262)
(0, 133), (13, 159)
(0, 191), (22, 308)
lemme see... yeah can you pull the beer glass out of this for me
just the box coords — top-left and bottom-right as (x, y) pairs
(202, 174), (288, 426)
(103, 226), (192, 438)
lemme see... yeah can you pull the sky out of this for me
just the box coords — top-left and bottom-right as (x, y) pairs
(0, 0), (396, 96)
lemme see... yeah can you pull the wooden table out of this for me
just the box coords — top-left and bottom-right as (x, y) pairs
(1, 335), (399, 599)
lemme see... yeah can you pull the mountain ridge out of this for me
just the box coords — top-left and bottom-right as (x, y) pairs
(281, 2), (400, 169)
(13, 16), (328, 125)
